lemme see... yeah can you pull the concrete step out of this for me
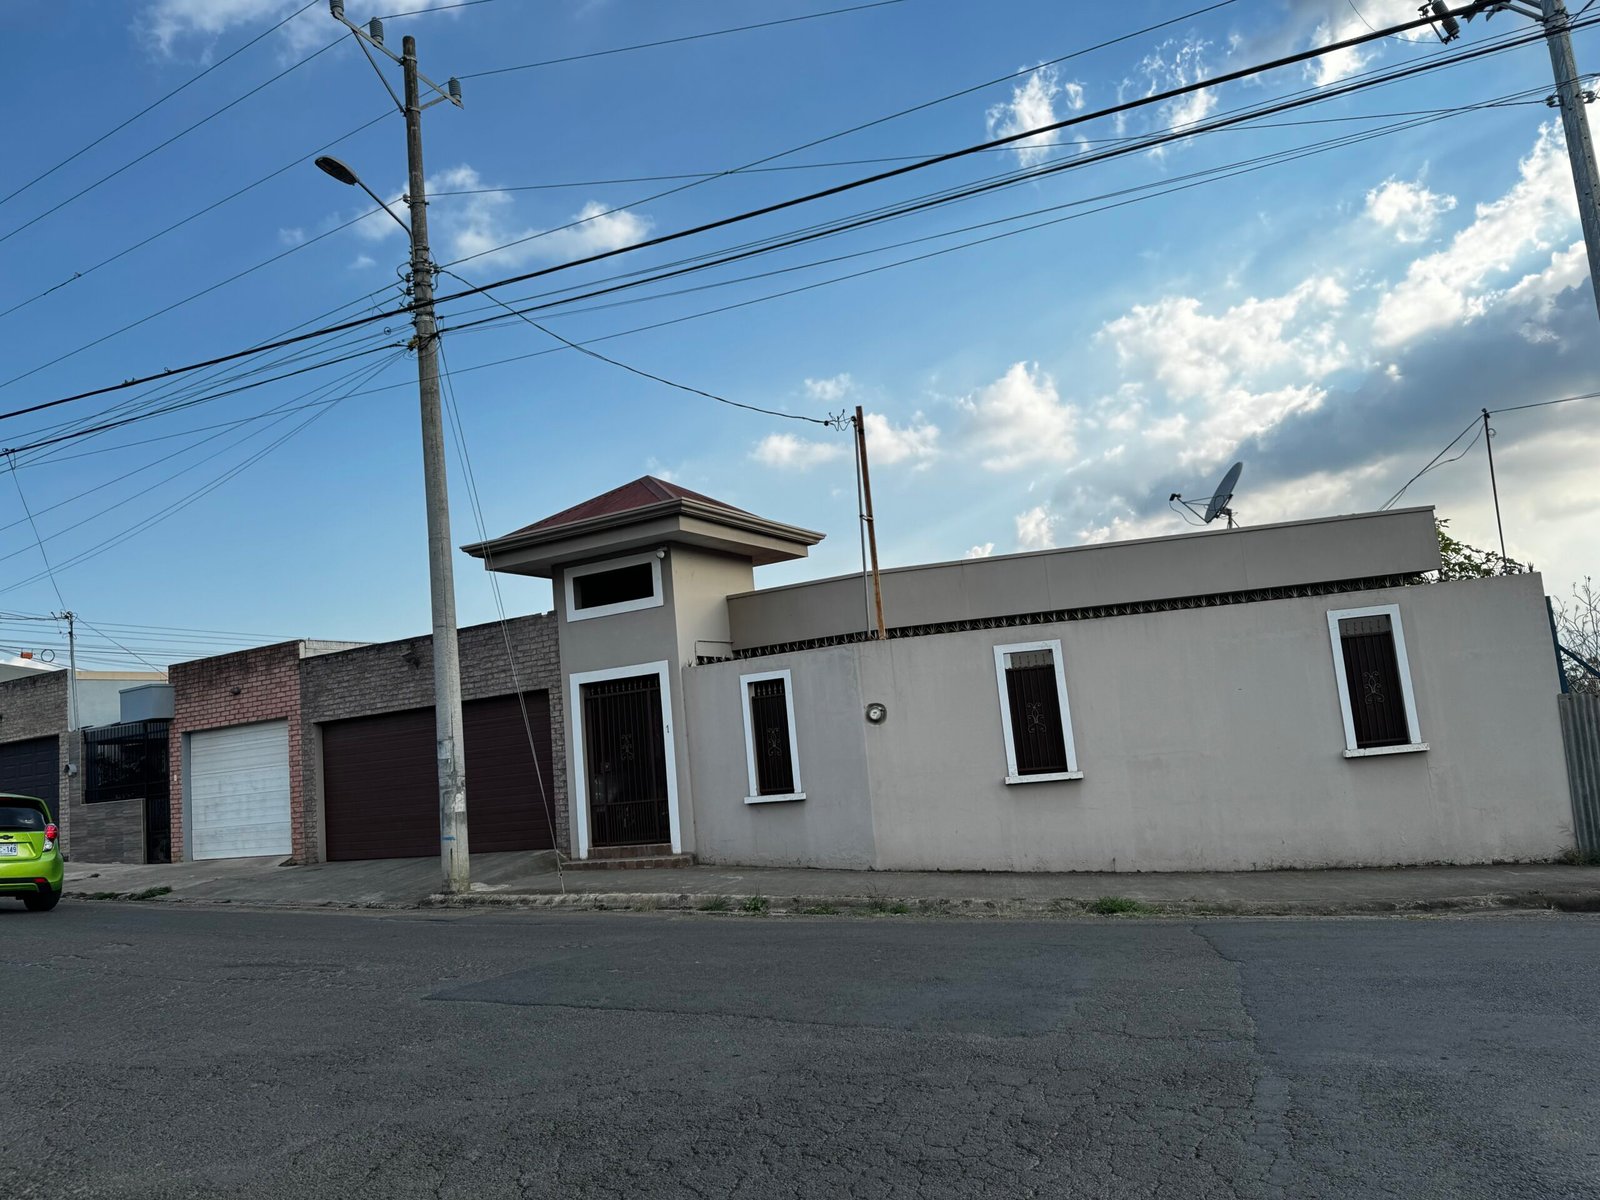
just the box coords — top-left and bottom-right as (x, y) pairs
(565, 853), (696, 870)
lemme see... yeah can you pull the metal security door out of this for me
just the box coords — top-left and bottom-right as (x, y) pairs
(582, 674), (670, 846)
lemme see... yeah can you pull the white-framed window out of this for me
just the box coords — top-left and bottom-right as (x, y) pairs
(992, 639), (1081, 785)
(563, 551), (664, 622)
(1326, 604), (1428, 758)
(739, 669), (804, 804)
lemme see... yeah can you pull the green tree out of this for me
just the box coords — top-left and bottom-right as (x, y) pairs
(1554, 577), (1600, 696)
(1434, 519), (1522, 581)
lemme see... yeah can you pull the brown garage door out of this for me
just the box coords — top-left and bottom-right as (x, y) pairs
(321, 692), (555, 861)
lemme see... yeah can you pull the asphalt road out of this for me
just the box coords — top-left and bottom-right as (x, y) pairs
(3, 903), (1597, 1199)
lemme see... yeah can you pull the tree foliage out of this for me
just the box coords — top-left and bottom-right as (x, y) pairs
(1554, 577), (1600, 696)
(1434, 519), (1522, 581)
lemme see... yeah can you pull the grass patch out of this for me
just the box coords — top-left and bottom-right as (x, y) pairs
(866, 898), (911, 915)
(1087, 895), (1151, 916)
(1557, 847), (1600, 866)
(129, 886), (173, 901)
(740, 894), (769, 914)
(697, 895), (731, 912)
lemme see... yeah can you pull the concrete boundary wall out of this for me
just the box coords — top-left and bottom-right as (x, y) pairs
(687, 575), (1571, 873)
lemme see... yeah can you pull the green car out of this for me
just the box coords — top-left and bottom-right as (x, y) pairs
(0, 794), (63, 912)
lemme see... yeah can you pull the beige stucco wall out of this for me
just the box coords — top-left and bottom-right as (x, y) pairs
(686, 574), (1572, 872)
(555, 545), (754, 857)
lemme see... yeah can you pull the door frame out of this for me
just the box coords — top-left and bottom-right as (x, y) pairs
(568, 660), (681, 859)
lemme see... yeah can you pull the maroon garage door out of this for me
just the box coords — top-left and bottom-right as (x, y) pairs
(321, 692), (555, 861)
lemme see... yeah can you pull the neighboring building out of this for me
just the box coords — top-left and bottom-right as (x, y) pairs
(163, 620), (561, 865)
(464, 478), (1575, 873)
(0, 667), (167, 862)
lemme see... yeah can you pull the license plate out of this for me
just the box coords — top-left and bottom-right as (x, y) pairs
(0, 844), (18, 856)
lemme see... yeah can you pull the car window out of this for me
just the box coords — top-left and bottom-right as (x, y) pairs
(0, 805), (45, 831)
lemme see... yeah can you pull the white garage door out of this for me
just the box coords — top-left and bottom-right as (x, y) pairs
(188, 721), (291, 860)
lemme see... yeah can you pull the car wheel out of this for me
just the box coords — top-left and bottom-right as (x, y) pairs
(23, 889), (60, 912)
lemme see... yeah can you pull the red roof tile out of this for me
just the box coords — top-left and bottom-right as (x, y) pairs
(505, 476), (752, 537)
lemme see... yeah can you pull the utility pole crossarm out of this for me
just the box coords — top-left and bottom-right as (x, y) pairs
(328, 2), (463, 108)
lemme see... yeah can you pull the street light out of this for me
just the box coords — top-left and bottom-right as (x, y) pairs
(314, 156), (410, 236)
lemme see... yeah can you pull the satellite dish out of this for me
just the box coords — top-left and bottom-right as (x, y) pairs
(1204, 462), (1243, 524)
(1169, 461), (1244, 529)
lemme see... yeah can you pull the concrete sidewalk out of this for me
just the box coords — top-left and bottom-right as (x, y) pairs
(58, 851), (1600, 916)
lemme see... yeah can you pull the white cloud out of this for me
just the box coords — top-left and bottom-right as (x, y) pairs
(1374, 124), (1579, 347)
(1101, 276), (1350, 466)
(139, 0), (460, 56)
(965, 543), (995, 559)
(985, 66), (1084, 166)
(863, 411), (939, 467)
(1365, 177), (1457, 243)
(958, 362), (1078, 471)
(804, 374), (854, 402)
(277, 226), (305, 247)
(750, 433), (846, 471)
(351, 165), (651, 269)
(349, 254), (376, 270)
(1015, 505), (1057, 551)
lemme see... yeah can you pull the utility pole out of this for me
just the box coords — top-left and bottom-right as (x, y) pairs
(1536, 0), (1600, 328)
(55, 611), (79, 732)
(1482, 408), (1509, 562)
(854, 407), (887, 640)
(327, 6), (470, 892)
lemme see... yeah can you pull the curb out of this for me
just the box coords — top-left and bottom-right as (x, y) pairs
(420, 887), (1600, 918)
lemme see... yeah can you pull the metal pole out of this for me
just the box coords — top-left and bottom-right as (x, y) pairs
(404, 35), (470, 893)
(1539, 0), (1600, 328)
(1482, 407), (1508, 564)
(854, 406), (887, 640)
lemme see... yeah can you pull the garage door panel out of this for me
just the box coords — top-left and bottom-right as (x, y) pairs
(322, 693), (553, 861)
(0, 736), (60, 820)
(189, 721), (290, 860)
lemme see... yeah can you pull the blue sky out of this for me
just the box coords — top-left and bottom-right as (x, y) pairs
(1, 0), (1596, 669)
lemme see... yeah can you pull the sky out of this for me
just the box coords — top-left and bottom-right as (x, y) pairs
(0, 0), (1597, 670)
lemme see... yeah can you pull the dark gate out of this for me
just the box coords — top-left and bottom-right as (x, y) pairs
(82, 720), (171, 863)
(0, 735), (60, 822)
(582, 674), (671, 846)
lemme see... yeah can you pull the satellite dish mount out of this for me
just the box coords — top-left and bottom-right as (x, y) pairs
(1170, 461), (1244, 529)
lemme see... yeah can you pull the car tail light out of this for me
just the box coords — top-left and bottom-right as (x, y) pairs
(44, 823), (56, 850)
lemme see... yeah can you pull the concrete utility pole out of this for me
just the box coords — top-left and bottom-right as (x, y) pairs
(853, 407), (887, 641)
(55, 611), (79, 732)
(325, 6), (470, 893)
(1536, 0), (1600, 329)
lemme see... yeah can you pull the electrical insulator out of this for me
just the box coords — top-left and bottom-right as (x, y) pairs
(448, 77), (462, 103)
(369, 17), (384, 44)
(329, 0), (343, 18)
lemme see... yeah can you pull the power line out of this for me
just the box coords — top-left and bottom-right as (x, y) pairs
(435, 36), (1559, 338)
(0, 352), (406, 598)
(0, 2), (1540, 434)
(436, 267), (840, 425)
(443, 0), (1243, 269)
(0, 33), (347, 250)
(0, 0), (319, 212)
(462, 0), (909, 79)
(0, 111), (391, 323)
(5, 458), (67, 610)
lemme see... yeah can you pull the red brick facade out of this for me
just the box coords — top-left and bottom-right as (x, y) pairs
(168, 642), (309, 864)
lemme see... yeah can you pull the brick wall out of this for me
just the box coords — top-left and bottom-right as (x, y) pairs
(168, 642), (307, 863)
(0, 672), (76, 851)
(300, 613), (566, 858)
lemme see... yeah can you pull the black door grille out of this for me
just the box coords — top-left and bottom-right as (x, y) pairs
(1004, 659), (1069, 775)
(82, 720), (171, 863)
(748, 678), (795, 796)
(1339, 619), (1411, 748)
(582, 675), (671, 846)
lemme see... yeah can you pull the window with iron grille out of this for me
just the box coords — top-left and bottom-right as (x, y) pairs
(740, 670), (803, 803)
(992, 640), (1081, 784)
(1327, 605), (1426, 756)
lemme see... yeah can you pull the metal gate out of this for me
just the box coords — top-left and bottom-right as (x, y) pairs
(82, 720), (172, 863)
(1560, 693), (1600, 853)
(582, 674), (670, 846)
